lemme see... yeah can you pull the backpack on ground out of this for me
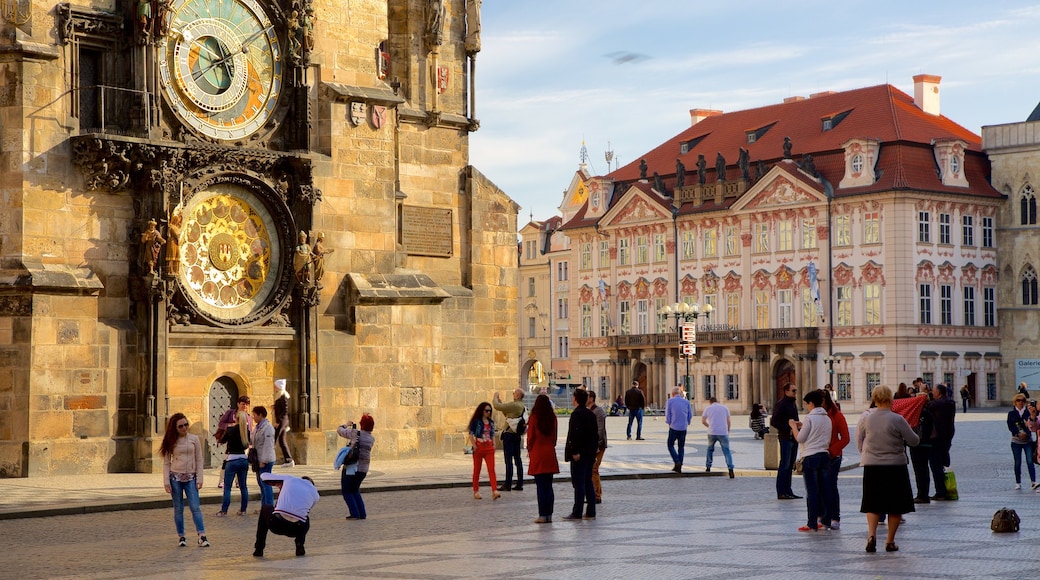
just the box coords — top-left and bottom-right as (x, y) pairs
(991, 507), (1020, 533)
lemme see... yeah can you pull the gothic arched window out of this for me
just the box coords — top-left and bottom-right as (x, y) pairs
(1021, 185), (1037, 225)
(1023, 266), (1039, 306)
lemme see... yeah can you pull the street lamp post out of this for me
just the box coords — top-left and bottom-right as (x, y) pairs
(658, 302), (713, 394)
(823, 354), (842, 380)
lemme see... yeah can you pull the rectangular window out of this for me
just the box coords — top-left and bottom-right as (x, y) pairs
(866, 372), (881, 400)
(727, 293), (740, 329)
(962, 215), (974, 246)
(599, 241), (610, 268)
(703, 294), (718, 322)
(725, 225), (739, 256)
(836, 373), (852, 401)
(528, 317), (536, 338)
(984, 287), (995, 327)
(944, 372), (954, 387)
(619, 301), (630, 335)
(557, 261), (568, 281)
(655, 297), (668, 333)
(802, 218), (817, 249)
(940, 284), (952, 325)
(702, 375), (717, 400)
(987, 373), (997, 401)
(836, 285), (852, 326)
(599, 305), (610, 336)
(835, 215), (851, 247)
(939, 213), (951, 244)
(580, 243), (592, 270)
(778, 220), (793, 251)
(526, 240), (537, 260)
(725, 374), (739, 400)
(754, 223), (769, 253)
(963, 286), (975, 326)
(802, 287), (818, 327)
(982, 217), (994, 248)
(778, 289), (792, 327)
(864, 284), (881, 325)
(557, 298), (568, 320)
(618, 238), (629, 265)
(703, 228), (717, 257)
(558, 336), (569, 358)
(527, 277), (535, 297)
(636, 299), (649, 334)
(681, 231), (696, 260)
(863, 211), (880, 244)
(919, 284), (932, 324)
(654, 234), (666, 262)
(581, 304), (592, 338)
(755, 290), (770, 329)
(923, 373), (934, 389)
(635, 236), (649, 264)
(918, 211), (930, 243)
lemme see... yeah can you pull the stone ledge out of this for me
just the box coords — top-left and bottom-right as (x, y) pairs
(168, 326), (295, 348)
(0, 262), (103, 294)
(323, 82), (405, 106)
(346, 272), (452, 306)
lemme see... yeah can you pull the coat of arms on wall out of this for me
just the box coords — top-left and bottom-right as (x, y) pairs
(349, 101), (365, 126)
(370, 105), (387, 129)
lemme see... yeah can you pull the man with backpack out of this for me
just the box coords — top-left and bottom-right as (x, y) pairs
(493, 388), (527, 491)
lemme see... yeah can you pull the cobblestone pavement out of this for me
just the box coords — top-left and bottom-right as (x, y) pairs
(1, 409), (1038, 579)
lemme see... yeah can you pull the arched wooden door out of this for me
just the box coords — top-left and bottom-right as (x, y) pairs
(206, 376), (239, 468)
(774, 359), (796, 403)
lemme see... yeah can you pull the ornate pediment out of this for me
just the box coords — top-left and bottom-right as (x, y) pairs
(603, 194), (669, 226)
(741, 175), (823, 210)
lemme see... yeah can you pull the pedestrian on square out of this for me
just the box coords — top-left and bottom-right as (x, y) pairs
(160, 413), (209, 548)
(663, 386), (692, 473)
(624, 380), (646, 440)
(909, 378), (932, 503)
(468, 402), (501, 500)
(273, 379), (294, 467)
(216, 405), (251, 517)
(337, 413), (375, 519)
(820, 388), (850, 529)
(252, 474), (319, 558)
(960, 385), (971, 413)
(925, 384), (956, 500)
(857, 385), (919, 553)
(749, 403), (768, 439)
(789, 389), (833, 531)
(492, 388), (527, 491)
(563, 388), (599, 520)
(771, 382), (801, 500)
(1007, 394), (1037, 490)
(527, 394), (560, 523)
(586, 390), (608, 503)
(1029, 400), (1040, 491)
(702, 396), (735, 478)
(215, 395), (252, 488)
(252, 406), (276, 507)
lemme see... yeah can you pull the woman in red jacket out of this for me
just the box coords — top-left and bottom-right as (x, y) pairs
(526, 394), (560, 523)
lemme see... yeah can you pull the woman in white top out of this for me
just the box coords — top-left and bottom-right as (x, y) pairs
(789, 389), (832, 532)
(160, 413), (209, 547)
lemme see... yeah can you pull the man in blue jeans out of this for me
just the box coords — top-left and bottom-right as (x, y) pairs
(563, 389), (599, 520)
(701, 396), (735, 478)
(624, 380), (646, 440)
(771, 383), (801, 499)
(664, 386), (691, 472)
(252, 406), (276, 507)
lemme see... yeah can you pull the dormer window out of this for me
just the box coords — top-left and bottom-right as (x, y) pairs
(932, 139), (969, 188)
(746, 133), (757, 144)
(821, 110), (852, 132)
(745, 122), (776, 145)
(681, 134), (707, 155)
(950, 154), (960, 176)
(839, 138), (880, 189)
(851, 154), (863, 174)
(680, 143), (689, 154)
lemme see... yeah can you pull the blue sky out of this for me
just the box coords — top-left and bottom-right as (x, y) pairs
(468, 1), (1040, 225)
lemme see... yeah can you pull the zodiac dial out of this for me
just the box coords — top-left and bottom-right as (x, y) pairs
(158, 0), (283, 141)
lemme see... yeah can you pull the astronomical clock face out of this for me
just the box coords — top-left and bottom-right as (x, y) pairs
(176, 183), (282, 323)
(158, 0), (284, 141)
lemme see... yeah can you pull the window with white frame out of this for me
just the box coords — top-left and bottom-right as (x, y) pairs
(703, 294), (717, 322)
(754, 222), (769, 253)
(939, 213), (951, 244)
(580, 243), (592, 270)
(527, 277), (535, 297)
(599, 240), (610, 268)
(558, 297), (568, 319)
(655, 297), (667, 332)
(681, 230), (696, 260)
(557, 261), (569, 281)
(618, 238), (629, 265)
(836, 285), (852, 326)
(558, 336), (569, 358)
(835, 214), (851, 246)
(727, 293), (740, 329)
(778, 289), (792, 327)
(619, 301), (630, 335)
(918, 211), (930, 243)
(599, 305), (610, 336)
(654, 234), (666, 262)
(866, 372), (881, 400)
(984, 287), (995, 326)
(725, 374), (739, 400)
(982, 216), (994, 248)
(802, 287), (818, 327)
(863, 211), (880, 244)
(703, 228), (717, 257)
(528, 317), (536, 338)
(919, 284), (932, 324)
(581, 304), (592, 337)
(725, 225), (739, 256)
(962, 215), (974, 246)
(940, 284), (952, 325)
(778, 220), (793, 251)
(802, 218), (817, 249)
(635, 235), (649, 264)
(636, 299), (649, 334)
(703, 375), (717, 400)
(525, 240), (537, 259)
(755, 290), (770, 329)
(864, 283), (881, 325)
(962, 285), (975, 326)
(836, 373), (852, 401)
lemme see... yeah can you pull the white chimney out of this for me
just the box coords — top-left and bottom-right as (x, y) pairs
(913, 74), (941, 116)
(689, 108), (722, 126)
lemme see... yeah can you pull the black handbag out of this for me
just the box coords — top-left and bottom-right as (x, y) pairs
(344, 436), (361, 466)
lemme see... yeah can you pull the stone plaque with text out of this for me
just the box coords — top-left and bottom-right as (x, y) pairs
(400, 205), (453, 257)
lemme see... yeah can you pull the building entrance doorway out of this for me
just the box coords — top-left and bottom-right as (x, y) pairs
(774, 359), (796, 403)
(206, 376), (239, 468)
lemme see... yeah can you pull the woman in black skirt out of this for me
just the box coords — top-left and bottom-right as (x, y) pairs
(855, 385), (920, 553)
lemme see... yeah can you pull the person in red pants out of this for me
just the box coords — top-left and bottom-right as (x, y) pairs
(468, 402), (501, 500)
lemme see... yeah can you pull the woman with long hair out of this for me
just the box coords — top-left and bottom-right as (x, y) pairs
(526, 394), (560, 523)
(215, 404), (250, 517)
(857, 385), (920, 553)
(749, 403), (768, 439)
(820, 388), (850, 529)
(160, 413), (209, 547)
(468, 401), (500, 500)
(337, 413), (376, 519)
(789, 389), (833, 532)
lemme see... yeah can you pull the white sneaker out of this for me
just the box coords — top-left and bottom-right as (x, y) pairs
(1014, 483), (1022, 490)
(285, 459), (295, 467)
(1032, 482), (1040, 490)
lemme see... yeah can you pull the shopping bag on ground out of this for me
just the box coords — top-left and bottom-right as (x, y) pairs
(944, 469), (959, 500)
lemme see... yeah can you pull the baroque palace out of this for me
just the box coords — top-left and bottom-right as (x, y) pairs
(0, 0), (518, 477)
(520, 75), (1040, 413)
